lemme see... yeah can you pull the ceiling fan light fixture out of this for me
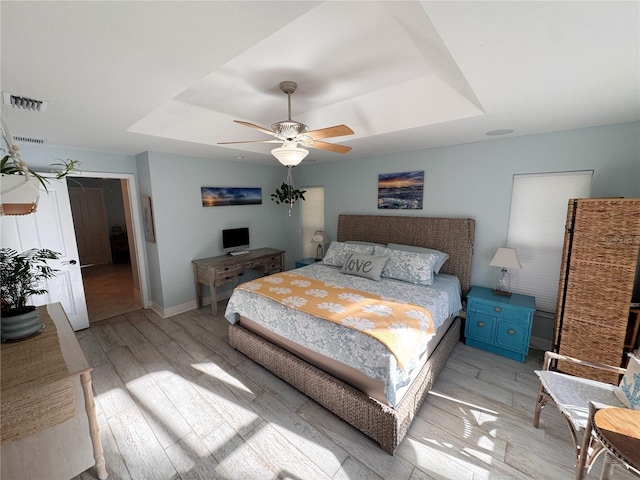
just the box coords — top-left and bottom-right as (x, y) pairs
(271, 141), (309, 166)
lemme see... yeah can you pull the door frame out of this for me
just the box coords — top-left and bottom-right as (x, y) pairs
(68, 171), (151, 309)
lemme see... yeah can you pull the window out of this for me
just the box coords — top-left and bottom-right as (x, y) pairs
(507, 171), (592, 313)
(300, 186), (325, 258)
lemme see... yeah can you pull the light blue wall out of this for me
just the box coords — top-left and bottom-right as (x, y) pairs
(295, 122), (640, 290)
(140, 152), (294, 309)
(16, 143), (137, 175)
(12, 122), (639, 317)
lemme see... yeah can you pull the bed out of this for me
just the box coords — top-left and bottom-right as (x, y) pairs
(225, 214), (475, 453)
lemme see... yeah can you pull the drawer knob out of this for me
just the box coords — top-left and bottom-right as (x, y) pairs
(507, 328), (516, 335)
(494, 306), (501, 313)
(477, 321), (485, 328)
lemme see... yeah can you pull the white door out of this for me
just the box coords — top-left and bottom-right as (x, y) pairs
(1, 178), (89, 330)
(69, 187), (111, 265)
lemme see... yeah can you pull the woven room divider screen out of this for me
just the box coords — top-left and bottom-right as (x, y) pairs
(553, 198), (640, 383)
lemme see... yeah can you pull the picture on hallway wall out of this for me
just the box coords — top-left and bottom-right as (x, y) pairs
(201, 187), (262, 207)
(141, 195), (156, 243)
(377, 171), (424, 209)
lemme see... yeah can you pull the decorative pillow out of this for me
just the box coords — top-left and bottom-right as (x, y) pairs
(615, 355), (640, 410)
(341, 253), (389, 281)
(373, 246), (438, 286)
(345, 240), (385, 248)
(386, 243), (450, 274)
(321, 241), (376, 267)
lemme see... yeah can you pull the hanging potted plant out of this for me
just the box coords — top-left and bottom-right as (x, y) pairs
(0, 247), (61, 341)
(270, 167), (306, 216)
(1, 118), (79, 215)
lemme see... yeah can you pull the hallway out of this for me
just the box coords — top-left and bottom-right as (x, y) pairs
(82, 263), (141, 323)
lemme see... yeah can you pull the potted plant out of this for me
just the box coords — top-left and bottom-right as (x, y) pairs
(1, 118), (79, 215)
(270, 182), (306, 216)
(0, 247), (61, 341)
(1, 151), (80, 215)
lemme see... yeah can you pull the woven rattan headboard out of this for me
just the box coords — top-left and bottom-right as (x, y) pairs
(336, 214), (475, 296)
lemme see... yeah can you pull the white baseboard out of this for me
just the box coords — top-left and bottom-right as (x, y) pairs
(150, 292), (233, 318)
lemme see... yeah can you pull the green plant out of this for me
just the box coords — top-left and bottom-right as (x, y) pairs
(0, 248), (61, 315)
(0, 153), (80, 190)
(270, 182), (306, 205)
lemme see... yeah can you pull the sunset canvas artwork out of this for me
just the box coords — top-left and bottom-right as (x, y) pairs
(377, 171), (424, 209)
(201, 187), (262, 207)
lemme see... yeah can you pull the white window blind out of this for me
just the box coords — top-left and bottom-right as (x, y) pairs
(300, 186), (325, 258)
(507, 171), (592, 313)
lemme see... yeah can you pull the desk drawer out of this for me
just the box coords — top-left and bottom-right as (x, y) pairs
(214, 265), (242, 281)
(468, 299), (529, 324)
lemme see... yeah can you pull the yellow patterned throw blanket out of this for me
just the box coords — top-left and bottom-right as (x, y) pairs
(236, 272), (435, 369)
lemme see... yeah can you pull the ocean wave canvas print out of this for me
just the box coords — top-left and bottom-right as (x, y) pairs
(378, 171), (424, 209)
(201, 187), (262, 207)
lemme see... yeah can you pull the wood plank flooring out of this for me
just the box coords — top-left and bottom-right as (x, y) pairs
(74, 306), (637, 480)
(82, 264), (141, 323)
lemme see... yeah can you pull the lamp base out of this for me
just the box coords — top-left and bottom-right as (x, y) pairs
(492, 289), (512, 297)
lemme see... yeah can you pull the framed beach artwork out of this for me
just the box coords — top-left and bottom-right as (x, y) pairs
(201, 187), (262, 207)
(378, 171), (424, 209)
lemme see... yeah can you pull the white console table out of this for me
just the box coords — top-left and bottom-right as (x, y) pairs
(0, 303), (107, 479)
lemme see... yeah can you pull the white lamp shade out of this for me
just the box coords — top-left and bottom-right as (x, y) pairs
(271, 141), (309, 166)
(311, 230), (328, 244)
(489, 247), (522, 269)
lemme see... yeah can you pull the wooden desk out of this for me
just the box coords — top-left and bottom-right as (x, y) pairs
(593, 407), (640, 479)
(193, 248), (284, 315)
(0, 303), (107, 479)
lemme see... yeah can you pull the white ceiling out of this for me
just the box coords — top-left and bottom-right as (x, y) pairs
(1, 1), (638, 165)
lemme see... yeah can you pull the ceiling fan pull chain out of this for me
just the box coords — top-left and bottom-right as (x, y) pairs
(286, 166), (295, 216)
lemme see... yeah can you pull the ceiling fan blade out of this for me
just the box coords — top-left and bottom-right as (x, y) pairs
(305, 124), (354, 140)
(218, 139), (280, 145)
(233, 120), (280, 138)
(309, 140), (352, 154)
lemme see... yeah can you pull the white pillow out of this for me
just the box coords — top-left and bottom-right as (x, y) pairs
(341, 253), (389, 281)
(386, 243), (450, 274)
(321, 241), (375, 267)
(373, 246), (438, 286)
(615, 355), (640, 410)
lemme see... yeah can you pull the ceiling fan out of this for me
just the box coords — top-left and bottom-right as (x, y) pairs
(218, 81), (354, 165)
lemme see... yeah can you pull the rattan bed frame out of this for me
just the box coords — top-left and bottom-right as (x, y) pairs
(228, 214), (475, 453)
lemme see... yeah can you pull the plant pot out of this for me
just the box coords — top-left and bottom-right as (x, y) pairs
(1, 306), (43, 341)
(0, 174), (40, 215)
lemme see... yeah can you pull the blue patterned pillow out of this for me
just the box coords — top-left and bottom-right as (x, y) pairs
(386, 243), (450, 274)
(615, 355), (640, 410)
(373, 246), (438, 286)
(321, 241), (375, 267)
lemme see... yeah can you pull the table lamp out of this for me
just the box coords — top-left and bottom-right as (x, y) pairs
(311, 230), (328, 261)
(489, 247), (522, 296)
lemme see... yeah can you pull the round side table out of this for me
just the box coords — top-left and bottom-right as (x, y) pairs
(593, 407), (640, 479)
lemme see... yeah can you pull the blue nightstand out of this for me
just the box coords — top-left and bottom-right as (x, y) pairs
(295, 257), (317, 268)
(465, 286), (536, 362)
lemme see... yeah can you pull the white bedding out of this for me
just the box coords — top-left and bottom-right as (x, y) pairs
(225, 262), (461, 406)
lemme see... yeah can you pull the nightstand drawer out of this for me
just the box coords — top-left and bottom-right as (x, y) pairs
(466, 312), (496, 342)
(495, 319), (528, 352)
(468, 299), (529, 323)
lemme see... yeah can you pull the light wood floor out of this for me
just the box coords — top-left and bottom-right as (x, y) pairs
(82, 263), (141, 323)
(74, 306), (637, 480)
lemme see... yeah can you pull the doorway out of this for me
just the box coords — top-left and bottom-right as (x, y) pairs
(68, 176), (143, 323)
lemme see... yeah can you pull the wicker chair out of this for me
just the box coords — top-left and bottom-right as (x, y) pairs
(533, 351), (627, 480)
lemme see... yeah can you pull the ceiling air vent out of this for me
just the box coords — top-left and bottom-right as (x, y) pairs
(13, 136), (47, 144)
(2, 92), (49, 112)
